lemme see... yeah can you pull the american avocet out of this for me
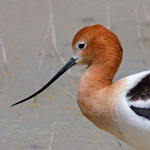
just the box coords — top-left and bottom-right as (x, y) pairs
(11, 24), (150, 150)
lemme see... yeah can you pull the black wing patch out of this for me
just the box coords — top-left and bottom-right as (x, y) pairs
(130, 106), (150, 120)
(127, 74), (150, 101)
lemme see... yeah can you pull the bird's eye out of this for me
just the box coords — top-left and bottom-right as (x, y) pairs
(77, 42), (86, 50)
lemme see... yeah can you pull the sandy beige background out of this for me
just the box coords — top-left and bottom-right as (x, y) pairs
(1, 0), (150, 150)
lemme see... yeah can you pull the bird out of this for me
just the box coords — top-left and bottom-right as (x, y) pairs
(11, 24), (150, 150)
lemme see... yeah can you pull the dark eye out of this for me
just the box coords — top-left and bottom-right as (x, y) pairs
(79, 43), (85, 49)
(77, 42), (86, 50)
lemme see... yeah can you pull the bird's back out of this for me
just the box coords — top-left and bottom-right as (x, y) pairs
(117, 70), (150, 149)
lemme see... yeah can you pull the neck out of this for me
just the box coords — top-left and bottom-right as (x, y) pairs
(78, 57), (121, 97)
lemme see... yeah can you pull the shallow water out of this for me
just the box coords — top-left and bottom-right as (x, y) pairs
(0, 0), (150, 149)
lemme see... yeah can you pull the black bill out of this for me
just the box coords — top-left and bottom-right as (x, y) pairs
(10, 57), (77, 107)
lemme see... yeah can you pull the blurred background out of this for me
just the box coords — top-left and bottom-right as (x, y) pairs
(1, 0), (150, 149)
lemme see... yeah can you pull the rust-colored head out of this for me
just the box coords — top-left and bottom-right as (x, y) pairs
(10, 24), (123, 107)
(72, 24), (123, 66)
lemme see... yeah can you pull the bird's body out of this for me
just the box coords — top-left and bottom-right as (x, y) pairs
(117, 71), (150, 150)
(78, 66), (150, 149)
(11, 24), (150, 150)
